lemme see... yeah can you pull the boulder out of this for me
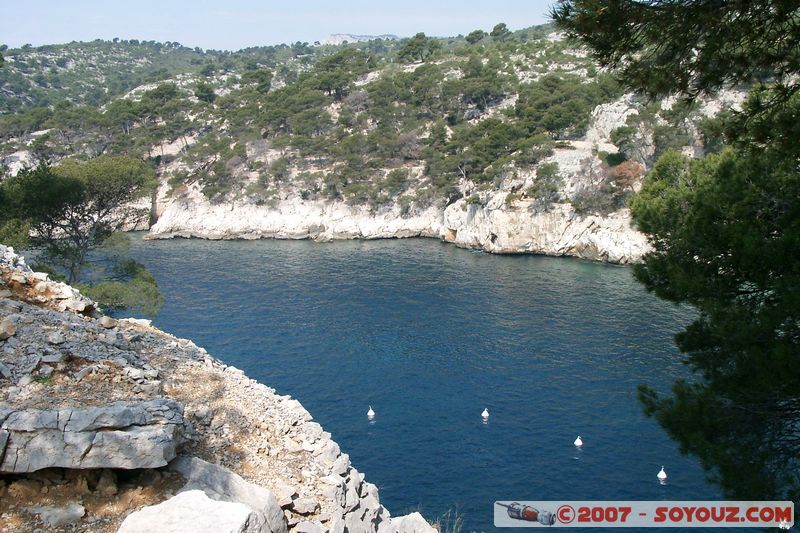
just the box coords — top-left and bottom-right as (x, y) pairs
(358, 483), (382, 525)
(118, 490), (263, 533)
(41, 353), (66, 364)
(345, 511), (372, 533)
(390, 512), (437, 533)
(320, 476), (346, 509)
(272, 479), (297, 508)
(0, 399), (185, 472)
(59, 298), (87, 313)
(171, 456), (287, 533)
(123, 366), (145, 380)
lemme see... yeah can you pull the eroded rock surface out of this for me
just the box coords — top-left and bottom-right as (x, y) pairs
(171, 456), (286, 533)
(0, 399), (185, 472)
(117, 490), (263, 533)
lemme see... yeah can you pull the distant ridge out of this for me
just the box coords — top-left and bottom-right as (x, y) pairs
(322, 33), (399, 45)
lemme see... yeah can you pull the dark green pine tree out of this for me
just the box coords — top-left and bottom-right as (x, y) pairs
(553, 0), (800, 502)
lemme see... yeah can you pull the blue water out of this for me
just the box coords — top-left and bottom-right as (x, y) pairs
(122, 236), (730, 530)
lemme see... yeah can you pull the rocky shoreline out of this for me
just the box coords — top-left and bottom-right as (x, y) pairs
(0, 245), (434, 533)
(143, 96), (658, 266)
(147, 181), (649, 265)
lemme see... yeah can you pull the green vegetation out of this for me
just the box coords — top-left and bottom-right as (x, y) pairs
(79, 258), (164, 316)
(465, 30), (487, 45)
(527, 162), (563, 208)
(0, 157), (163, 315)
(397, 33), (442, 63)
(0, 40), (205, 113)
(1, 25), (633, 213)
(551, 0), (799, 101)
(490, 23), (513, 42)
(610, 100), (696, 165)
(555, 0), (800, 502)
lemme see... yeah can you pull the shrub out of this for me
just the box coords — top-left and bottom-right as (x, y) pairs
(505, 192), (521, 206)
(527, 161), (564, 208)
(570, 160), (636, 215)
(384, 168), (410, 196)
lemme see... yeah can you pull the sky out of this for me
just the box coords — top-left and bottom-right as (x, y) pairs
(1, 0), (555, 51)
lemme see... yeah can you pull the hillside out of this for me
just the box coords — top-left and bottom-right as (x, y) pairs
(0, 25), (745, 262)
(0, 41), (204, 114)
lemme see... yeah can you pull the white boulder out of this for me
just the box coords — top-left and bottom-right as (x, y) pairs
(118, 490), (263, 533)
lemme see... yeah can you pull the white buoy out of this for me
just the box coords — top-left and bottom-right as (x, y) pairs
(481, 408), (489, 419)
(657, 466), (667, 481)
(367, 406), (375, 418)
(574, 436), (583, 447)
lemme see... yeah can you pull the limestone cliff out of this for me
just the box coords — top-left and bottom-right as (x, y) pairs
(146, 96), (656, 263)
(144, 88), (744, 263)
(147, 180), (648, 264)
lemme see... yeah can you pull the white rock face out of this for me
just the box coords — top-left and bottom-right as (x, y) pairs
(1, 150), (34, 176)
(117, 490), (264, 533)
(696, 87), (747, 117)
(389, 512), (437, 533)
(584, 93), (640, 146)
(148, 181), (649, 263)
(148, 185), (442, 242)
(171, 456), (287, 533)
(443, 201), (648, 264)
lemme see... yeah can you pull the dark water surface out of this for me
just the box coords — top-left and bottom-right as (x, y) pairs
(122, 236), (727, 531)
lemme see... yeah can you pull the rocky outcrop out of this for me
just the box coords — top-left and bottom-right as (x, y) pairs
(0, 399), (185, 472)
(0, 246), (98, 315)
(147, 187), (441, 243)
(389, 513), (437, 533)
(147, 178), (649, 264)
(171, 456), (286, 533)
(0, 245), (431, 532)
(442, 201), (647, 263)
(118, 490), (265, 533)
(584, 93), (640, 146)
(145, 88), (740, 264)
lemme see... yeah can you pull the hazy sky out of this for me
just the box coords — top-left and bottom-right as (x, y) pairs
(1, 0), (555, 51)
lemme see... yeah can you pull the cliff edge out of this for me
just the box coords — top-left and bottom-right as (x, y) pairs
(0, 245), (433, 533)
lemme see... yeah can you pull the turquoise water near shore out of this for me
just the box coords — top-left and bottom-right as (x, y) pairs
(122, 236), (730, 531)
